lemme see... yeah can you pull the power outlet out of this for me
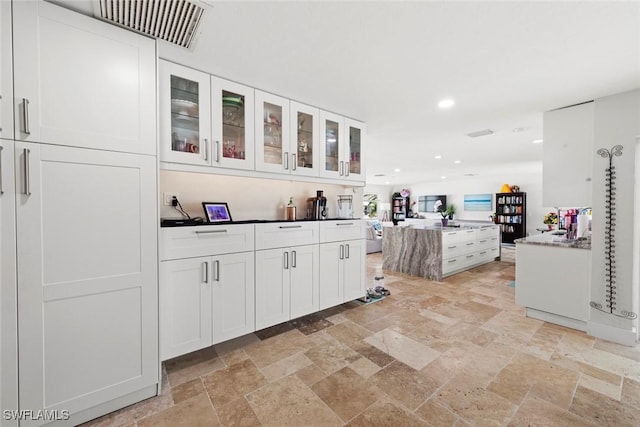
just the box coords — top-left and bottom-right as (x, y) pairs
(163, 192), (180, 206)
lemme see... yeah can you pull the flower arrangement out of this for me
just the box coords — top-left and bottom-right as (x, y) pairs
(543, 212), (558, 225)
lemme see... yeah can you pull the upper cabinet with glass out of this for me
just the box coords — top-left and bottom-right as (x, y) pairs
(344, 119), (366, 182)
(319, 111), (343, 179)
(160, 60), (211, 166)
(255, 95), (319, 177)
(211, 76), (254, 171)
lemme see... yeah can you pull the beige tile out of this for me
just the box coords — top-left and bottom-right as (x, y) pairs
(311, 367), (383, 422)
(349, 356), (381, 379)
(569, 385), (640, 427)
(487, 367), (531, 405)
(349, 340), (396, 368)
(550, 351), (622, 385)
(244, 329), (315, 368)
(108, 392), (174, 426)
(325, 319), (374, 344)
(165, 346), (226, 388)
(510, 394), (593, 427)
(215, 397), (261, 427)
(326, 313), (349, 324)
(370, 361), (441, 410)
(290, 312), (334, 335)
(364, 328), (440, 370)
(247, 375), (342, 426)
(345, 397), (429, 427)
(578, 373), (621, 400)
(304, 335), (362, 374)
(218, 348), (250, 367)
(435, 376), (517, 426)
(260, 352), (313, 382)
(593, 339), (640, 362)
(171, 378), (205, 404)
(203, 358), (268, 408)
(622, 377), (640, 410)
(137, 394), (219, 427)
(213, 333), (260, 356)
(295, 363), (329, 386)
(415, 399), (459, 426)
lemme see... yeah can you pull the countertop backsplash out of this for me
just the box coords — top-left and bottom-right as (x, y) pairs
(160, 170), (363, 221)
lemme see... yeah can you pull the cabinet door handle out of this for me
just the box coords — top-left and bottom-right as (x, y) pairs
(215, 140), (220, 162)
(466, 254), (474, 258)
(203, 138), (209, 161)
(0, 145), (3, 195)
(345, 161), (350, 176)
(284, 152), (289, 170)
(22, 98), (31, 135)
(195, 229), (228, 234)
(278, 225), (302, 229)
(345, 244), (350, 259)
(466, 242), (474, 246)
(202, 261), (209, 283)
(336, 222), (354, 226)
(448, 245), (456, 249)
(292, 250), (296, 268)
(479, 240), (487, 243)
(448, 259), (457, 263)
(214, 260), (220, 281)
(23, 148), (31, 196)
(292, 154), (297, 171)
(339, 161), (344, 176)
(480, 251), (487, 255)
(284, 251), (289, 269)
(340, 244), (344, 260)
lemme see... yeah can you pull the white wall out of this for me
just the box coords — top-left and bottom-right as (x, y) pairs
(160, 171), (363, 221)
(394, 162), (552, 236)
(588, 89), (640, 344)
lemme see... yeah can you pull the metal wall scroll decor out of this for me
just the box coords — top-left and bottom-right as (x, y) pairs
(589, 145), (637, 320)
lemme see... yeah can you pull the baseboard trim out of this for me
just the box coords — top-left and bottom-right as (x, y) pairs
(525, 308), (587, 332)
(587, 321), (638, 347)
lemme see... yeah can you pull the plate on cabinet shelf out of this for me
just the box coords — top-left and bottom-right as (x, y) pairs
(171, 99), (198, 116)
(222, 96), (243, 108)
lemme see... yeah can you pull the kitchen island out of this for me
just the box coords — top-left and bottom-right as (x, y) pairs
(515, 232), (591, 331)
(383, 224), (500, 281)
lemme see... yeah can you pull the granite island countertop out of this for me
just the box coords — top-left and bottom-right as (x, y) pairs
(515, 232), (591, 250)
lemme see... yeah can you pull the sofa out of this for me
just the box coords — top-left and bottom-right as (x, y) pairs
(366, 220), (383, 253)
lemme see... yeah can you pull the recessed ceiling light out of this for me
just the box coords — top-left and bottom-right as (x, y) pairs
(441, 175), (447, 179)
(438, 98), (455, 109)
(434, 155), (442, 159)
(454, 160), (461, 164)
(532, 139), (544, 144)
(512, 127), (529, 133)
(393, 168), (401, 172)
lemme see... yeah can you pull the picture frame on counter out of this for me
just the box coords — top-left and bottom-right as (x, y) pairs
(202, 202), (233, 223)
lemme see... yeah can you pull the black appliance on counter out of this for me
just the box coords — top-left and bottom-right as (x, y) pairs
(306, 190), (328, 220)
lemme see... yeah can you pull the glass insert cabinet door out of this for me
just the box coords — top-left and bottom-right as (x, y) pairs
(211, 76), (255, 171)
(255, 90), (290, 174)
(290, 101), (320, 177)
(160, 60), (211, 166)
(320, 110), (343, 178)
(344, 118), (365, 181)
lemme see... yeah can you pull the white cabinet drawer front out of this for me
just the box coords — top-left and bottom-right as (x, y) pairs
(161, 224), (255, 260)
(476, 226), (499, 239)
(255, 222), (319, 250)
(441, 230), (463, 245)
(442, 256), (463, 275)
(460, 228), (477, 242)
(319, 220), (365, 243)
(442, 242), (464, 259)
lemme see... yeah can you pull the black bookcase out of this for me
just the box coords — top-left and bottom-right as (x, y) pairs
(391, 195), (409, 225)
(495, 192), (526, 243)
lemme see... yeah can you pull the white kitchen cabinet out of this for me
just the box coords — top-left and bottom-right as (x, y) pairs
(343, 119), (366, 182)
(160, 257), (213, 361)
(319, 110), (343, 179)
(15, 142), (158, 425)
(1, 0), (13, 140)
(12, 1), (156, 155)
(212, 251), (255, 344)
(160, 60), (212, 166)
(0, 140), (17, 427)
(441, 226), (499, 277)
(319, 240), (366, 310)
(255, 91), (291, 174)
(543, 101), (594, 207)
(290, 101), (320, 177)
(159, 224), (255, 360)
(255, 244), (319, 329)
(211, 76), (255, 170)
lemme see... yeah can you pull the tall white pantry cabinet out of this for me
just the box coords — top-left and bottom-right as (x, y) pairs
(2, 2), (159, 426)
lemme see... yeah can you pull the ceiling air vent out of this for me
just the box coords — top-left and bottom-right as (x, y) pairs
(98, 0), (205, 48)
(466, 129), (494, 138)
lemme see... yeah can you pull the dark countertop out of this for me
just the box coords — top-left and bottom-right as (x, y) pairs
(160, 217), (363, 227)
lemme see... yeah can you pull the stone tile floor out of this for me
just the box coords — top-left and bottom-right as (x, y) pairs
(84, 253), (640, 426)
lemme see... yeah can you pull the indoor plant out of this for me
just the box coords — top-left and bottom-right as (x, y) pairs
(446, 204), (456, 220)
(440, 209), (449, 226)
(543, 212), (558, 230)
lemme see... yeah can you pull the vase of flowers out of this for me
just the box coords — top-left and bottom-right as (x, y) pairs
(440, 209), (449, 227)
(544, 212), (558, 230)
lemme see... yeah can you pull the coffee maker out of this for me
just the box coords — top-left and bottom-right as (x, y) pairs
(306, 190), (328, 220)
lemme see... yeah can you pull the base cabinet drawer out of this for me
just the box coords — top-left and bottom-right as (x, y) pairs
(160, 224), (255, 260)
(255, 222), (319, 250)
(319, 220), (365, 243)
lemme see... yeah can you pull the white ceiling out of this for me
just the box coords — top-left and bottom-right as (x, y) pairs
(56, 1), (640, 186)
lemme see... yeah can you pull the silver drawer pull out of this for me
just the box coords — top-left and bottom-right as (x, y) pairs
(448, 245), (456, 249)
(22, 98), (31, 135)
(345, 244), (350, 259)
(292, 154), (297, 171)
(466, 230), (474, 233)
(284, 152), (289, 170)
(195, 229), (228, 234)
(336, 222), (354, 226)
(466, 242), (474, 246)
(480, 251), (487, 255)
(466, 255), (474, 258)
(340, 244), (344, 260)
(214, 260), (220, 281)
(23, 148), (31, 196)
(284, 251), (289, 269)
(215, 140), (220, 162)
(203, 138), (209, 161)
(279, 225), (302, 229)
(292, 250), (297, 268)
(479, 240), (487, 243)
(448, 259), (457, 263)
(202, 262), (209, 283)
